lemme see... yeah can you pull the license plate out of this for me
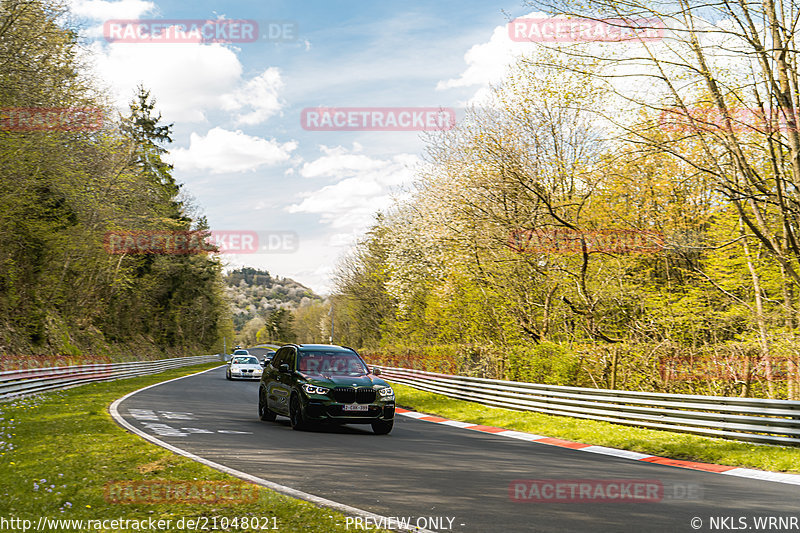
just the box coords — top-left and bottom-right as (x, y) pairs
(342, 404), (369, 412)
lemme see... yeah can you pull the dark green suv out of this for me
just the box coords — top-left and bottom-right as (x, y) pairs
(258, 344), (395, 434)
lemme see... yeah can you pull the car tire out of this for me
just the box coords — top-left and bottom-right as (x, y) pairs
(258, 390), (277, 421)
(289, 394), (308, 431)
(226, 370), (232, 380)
(371, 419), (393, 435)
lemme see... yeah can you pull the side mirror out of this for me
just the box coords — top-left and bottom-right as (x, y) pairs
(279, 363), (290, 374)
(372, 367), (381, 376)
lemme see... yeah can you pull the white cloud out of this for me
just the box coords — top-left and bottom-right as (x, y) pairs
(436, 12), (697, 111)
(437, 11), (548, 94)
(167, 127), (297, 173)
(329, 232), (361, 247)
(69, 0), (155, 21)
(299, 144), (387, 179)
(74, 2), (287, 125)
(288, 146), (420, 231)
(86, 41), (245, 122)
(220, 67), (284, 125)
(83, 41), (287, 124)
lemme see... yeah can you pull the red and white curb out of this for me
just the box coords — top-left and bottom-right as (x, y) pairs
(395, 408), (800, 486)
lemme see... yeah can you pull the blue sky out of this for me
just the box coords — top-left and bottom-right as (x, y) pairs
(67, 0), (545, 293)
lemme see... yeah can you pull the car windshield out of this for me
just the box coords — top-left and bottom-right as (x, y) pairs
(233, 356), (258, 365)
(297, 351), (368, 375)
(233, 350), (249, 355)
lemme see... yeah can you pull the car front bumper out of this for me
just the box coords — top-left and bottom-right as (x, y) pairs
(302, 397), (395, 424)
(231, 370), (262, 379)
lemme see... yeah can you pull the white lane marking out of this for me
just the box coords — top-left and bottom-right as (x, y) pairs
(581, 445), (654, 461)
(109, 366), (434, 533)
(437, 420), (475, 428)
(722, 468), (800, 485)
(398, 411), (429, 419)
(182, 427), (214, 434)
(160, 411), (196, 420)
(141, 422), (188, 437)
(128, 409), (158, 420)
(217, 430), (253, 434)
(495, 430), (547, 441)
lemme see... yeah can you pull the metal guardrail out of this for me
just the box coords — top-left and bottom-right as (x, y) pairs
(376, 366), (800, 446)
(0, 355), (220, 400)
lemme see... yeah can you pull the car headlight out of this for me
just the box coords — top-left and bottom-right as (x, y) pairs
(378, 387), (394, 398)
(302, 383), (330, 395)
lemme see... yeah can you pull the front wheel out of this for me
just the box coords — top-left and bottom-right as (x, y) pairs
(371, 419), (393, 435)
(258, 390), (276, 421)
(289, 394), (308, 430)
(226, 370), (232, 380)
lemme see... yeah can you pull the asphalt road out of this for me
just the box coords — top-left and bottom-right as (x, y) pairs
(115, 366), (800, 533)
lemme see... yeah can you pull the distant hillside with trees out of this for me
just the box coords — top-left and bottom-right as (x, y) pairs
(225, 267), (324, 345)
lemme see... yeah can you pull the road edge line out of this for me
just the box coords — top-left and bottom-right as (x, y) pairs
(108, 365), (433, 533)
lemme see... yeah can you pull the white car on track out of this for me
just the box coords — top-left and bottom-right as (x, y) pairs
(226, 354), (263, 380)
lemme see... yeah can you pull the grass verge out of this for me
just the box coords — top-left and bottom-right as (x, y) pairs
(0, 363), (387, 532)
(392, 383), (800, 474)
